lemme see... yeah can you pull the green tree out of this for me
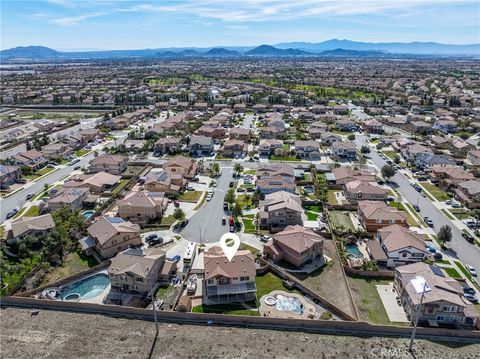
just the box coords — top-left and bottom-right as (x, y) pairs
(225, 188), (236, 206)
(211, 162), (220, 176)
(232, 200), (243, 217)
(381, 164), (396, 182)
(437, 225), (452, 243)
(234, 163), (243, 174)
(173, 208), (185, 222)
(393, 155), (401, 164)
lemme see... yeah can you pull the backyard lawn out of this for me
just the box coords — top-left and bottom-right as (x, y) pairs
(111, 179), (129, 194)
(303, 205), (323, 213)
(255, 272), (298, 300)
(41, 251), (98, 286)
(327, 190), (339, 205)
(347, 276), (391, 325)
(420, 183), (451, 202)
(328, 210), (355, 233)
(192, 303), (259, 316)
(305, 211), (319, 221)
(179, 191), (203, 202)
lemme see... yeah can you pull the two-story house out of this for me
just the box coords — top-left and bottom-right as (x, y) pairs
(259, 191), (303, 232)
(344, 180), (389, 204)
(331, 142), (357, 160)
(203, 246), (257, 304)
(358, 201), (408, 232)
(12, 150), (47, 170)
(454, 180), (480, 209)
(8, 214), (55, 244)
(189, 135), (214, 157)
(47, 187), (90, 211)
(154, 137), (180, 156)
(163, 156), (197, 179)
(394, 262), (478, 329)
(220, 139), (248, 158)
(229, 128), (251, 141)
(256, 175), (296, 195)
(294, 140), (320, 160)
(144, 170), (185, 194)
(117, 191), (168, 225)
(264, 225), (325, 268)
(258, 139), (284, 157)
(89, 154), (128, 175)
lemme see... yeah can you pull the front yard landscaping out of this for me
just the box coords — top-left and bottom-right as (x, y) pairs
(443, 267), (462, 278)
(179, 190), (203, 202)
(449, 209), (471, 220)
(75, 149), (90, 157)
(24, 206), (40, 217)
(420, 183), (451, 202)
(328, 210), (355, 233)
(454, 260), (477, 284)
(159, 215), (176, 228)
(381, 150), (397, 160)
(25, 167), (55, 180)
(237, 194), (254, 209)
(242, 218), (256, 234)
(269, 155), (301, 161)
(305, 211), (319, 221)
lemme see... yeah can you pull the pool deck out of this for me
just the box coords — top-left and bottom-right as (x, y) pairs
(259, 290), (317, 319)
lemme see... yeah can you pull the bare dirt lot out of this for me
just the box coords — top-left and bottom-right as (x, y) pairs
(1, 307), (479, 359)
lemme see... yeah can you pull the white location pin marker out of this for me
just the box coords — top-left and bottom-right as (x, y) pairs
(219, 233), (240, 262)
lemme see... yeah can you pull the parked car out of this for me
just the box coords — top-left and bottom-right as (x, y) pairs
(173, 201), (180, 207)
(413, 205), (420, 212)
(191, 176), (199, 182)
(451, 202), (462, 208)
(26, 192), (35, 200)
(6, 207), (20, 219)
(172, 255), (181, 263)
(223, 202), (229, 210)
(222, 217), (226, 225)
(466, 265), (477, 276)
(259, 235), (271, 243)
(445, 199), (453, 205)
(180, 220), (189, 228)
(206, 195), (212, 201)
(237, 187), (245, 193)
(186, 185), (194, 191)
(426, 244), (436, 253)
(16, 178), (27, 184)
(462, 232), (474, 243)
(229, 225), (235, 232)
(148, 237), (163, 246)
(463, 293), (479, 303)
(463, 286), (476, 295)
(229, 181), (234, 188)
(423, 217), (434, 227)
(433, 252), (443, 260)
(145, 234), (158, 242)
(74, 166), (81, 170)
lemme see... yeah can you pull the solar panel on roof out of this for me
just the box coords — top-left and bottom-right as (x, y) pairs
(429, 265), (445, 277)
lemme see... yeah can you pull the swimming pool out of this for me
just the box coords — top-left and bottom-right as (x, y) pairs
(346, 243), (363, 258)
(275, 294), (304, 314)
(82, 210), (94, 219)
(59, 273), (110, 300)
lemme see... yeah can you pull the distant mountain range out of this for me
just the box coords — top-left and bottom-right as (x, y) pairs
(1, 39), (479, 62)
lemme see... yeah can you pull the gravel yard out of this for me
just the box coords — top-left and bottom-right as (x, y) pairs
(3, 307), (478, 359)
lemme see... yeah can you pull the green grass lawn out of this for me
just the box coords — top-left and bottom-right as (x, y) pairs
(24, 206), (40, 217)
(255, 272), (298, 301)
(441, 209), (456, 221)
(305, 211), (319, 221)
(75, 149), (90, 157)
(240, 184), (255, 189)
(25, 167), (55, 180)
(11, 207), (26, 219)
(303, 205), (323, 212)
(0, 226), (5, 240)
(347, 276), (391, 325)
(41, 251), (98, 286)
(443, 267), (462, 278)
(155, 284), (173, 299)
(160, 215), (176, 227)
(328, 210), (355, 233)
(242, 218), (256, 234)
(179, 190), (203, 202)
(420, 183), (451, 202)
(269, 155), (300, 162)
(192, 303), (259, 316)
(382, 150), (397, 160)
(239, 242), (260, 256)
(193, 195), (206, 210)
(449, 209), (471, 220)
(244, 169), (256, 175)
(387, 202), (417, 226)
(111, 179), (129, 194)
(454, 260), (477, 283)
(327, 190), (339, 205)
(237, 194), (254, 209)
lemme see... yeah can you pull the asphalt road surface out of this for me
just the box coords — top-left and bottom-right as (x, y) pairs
(181, 167), (233, 243)
(355, 134), (480, 269)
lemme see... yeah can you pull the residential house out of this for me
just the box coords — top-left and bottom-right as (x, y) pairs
(256, 163), (295, 179)
(329, 167), (376, 186)
(320, 131), (341, 145)
(450, 140), (475, 159)
(401, 144), (434, 163)
(9, 214), (55, 243)
(189, 135), (214, 157)
(259, 126), (283, 139)
(258, 139), (284, 157)
(358, 201), (407, 232)
(294, 140), (320, 160)
(229, 128), (251, 141)
(256, 175), (296, 195)
(203, 245), (256, 303)
(466, 150), (480, 167)
(47, 187), (90, 211)
(90, 154), (128, 175)
(370, 224), (429, 268)
(220, 139), (248, 158)
(454, 180), (480, 209)
(430, 136), (452, 150)
(345, 180), (389, 204)
(108, 247), (177, 295)
(363, 119), (384, 134)
(394, 262), (478, 329)
(84, 216), (142, 258)
(154, 137), (181, 156)
(71, 171), (121, 194)
(78, 128), (101, 143)
(117, 191), (168, 224)
(144, 171), (185, 194)
(13, 150), (47, 170)
(163, 155), (197, 179)
(408, 120), (433, 135)
(0, 165), (22, 186)
(41, 142), (73, 160)
(433, 119), (458, 134)
(264, 225), (325, 268)
(336, 118), (358, 132)
(233, 103), (246, 113)
(259, 191), (303, 232)
(195, 126), (225, 139)
(332, 142), (357, 160)
(415, 154), (457, 169)
(428, 165), (474, 188)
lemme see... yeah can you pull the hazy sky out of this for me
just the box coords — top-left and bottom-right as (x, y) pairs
(1, 0), (479, 50)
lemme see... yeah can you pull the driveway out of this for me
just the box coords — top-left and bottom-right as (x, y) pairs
(376, 283), (409, 323)
(180, 167), (233, 243)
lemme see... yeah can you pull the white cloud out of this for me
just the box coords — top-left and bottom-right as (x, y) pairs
(52, 11), (106, 26)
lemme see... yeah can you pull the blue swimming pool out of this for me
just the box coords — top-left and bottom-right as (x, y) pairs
(275, 294), (304, 314)
(59, 273), (109, 300)
(346, 243), (363, 258)
(82, 210), (94, 219)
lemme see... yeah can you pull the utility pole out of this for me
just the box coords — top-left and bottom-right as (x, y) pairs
(408, 281), (427, 352)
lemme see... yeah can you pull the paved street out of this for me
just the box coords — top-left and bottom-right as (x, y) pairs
(355, 134), (480, 268)
(181, 167), (233, 243)
(241, 113), (254, 129)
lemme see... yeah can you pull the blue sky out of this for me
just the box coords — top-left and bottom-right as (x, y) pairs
(1, 0), (479, 50)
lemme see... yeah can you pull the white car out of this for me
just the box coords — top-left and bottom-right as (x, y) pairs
(466, 265), (477, 277)
(206, 195), (212, 201)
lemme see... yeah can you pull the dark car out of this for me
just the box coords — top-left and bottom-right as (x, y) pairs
(190, 176), (199, 182)
(148, 237), (163, 246)
(229, 225), (235, 233)
(229, 181), (234, 188)
(16, 178), (27, 184)
(413, 205), (420, 212)
(180, 220), (189, 228)
(463, 286), (476, 295)
(145, 234), (158, 242)
(463, 293), (479, 303)
(26, 193), (35, 200)
(433, 252), (443, 260)
(173, 201), (180, 207)
(462, 232), (474, 243)
(223, 202), (229, 210)
(74, 166), (81, 170)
